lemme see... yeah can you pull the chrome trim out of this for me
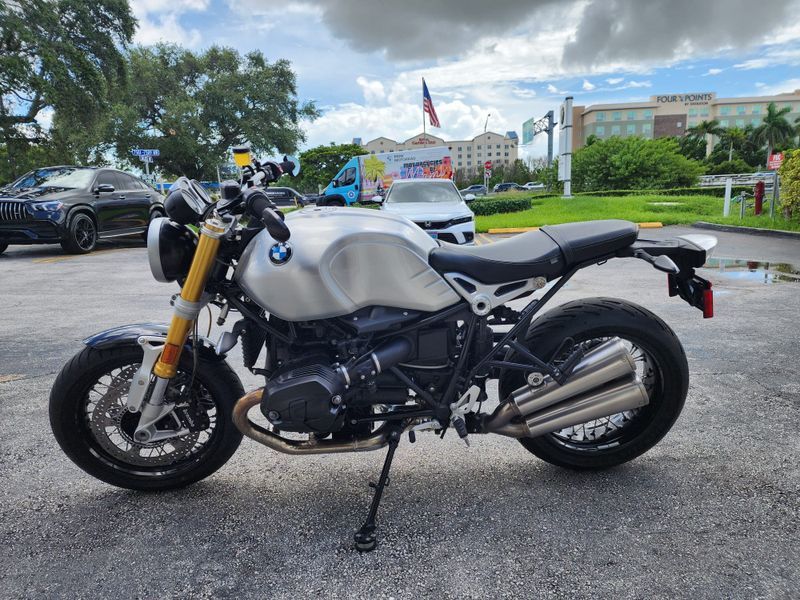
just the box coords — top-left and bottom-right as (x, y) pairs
(147, 218), (169, 283)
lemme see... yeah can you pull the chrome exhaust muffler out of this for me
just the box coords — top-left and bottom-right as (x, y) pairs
(233, 389), (391, 455)
(485, 338), (649, 438)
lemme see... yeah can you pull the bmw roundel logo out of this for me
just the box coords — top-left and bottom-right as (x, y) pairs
(269, 242), (292, 265)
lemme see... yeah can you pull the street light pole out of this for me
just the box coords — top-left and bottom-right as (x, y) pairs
(484, 113), (491, 133)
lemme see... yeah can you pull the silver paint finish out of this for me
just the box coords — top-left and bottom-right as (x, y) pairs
(234, 207), (460, 320)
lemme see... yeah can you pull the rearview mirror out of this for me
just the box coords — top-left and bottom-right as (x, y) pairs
(464, 194), (476, 202)
(95, 183), (114, 193)
(283, 154), (301, 176)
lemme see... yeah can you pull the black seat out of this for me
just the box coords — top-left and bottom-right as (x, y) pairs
(429, 220), (639, 284)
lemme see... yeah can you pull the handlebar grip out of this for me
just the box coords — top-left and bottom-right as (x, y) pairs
(243, 188), (276, 218)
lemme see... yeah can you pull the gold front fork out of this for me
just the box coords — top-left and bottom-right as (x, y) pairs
(152, 218), (226, 379)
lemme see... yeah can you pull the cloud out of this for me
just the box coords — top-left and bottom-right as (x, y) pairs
(734, 46), (800, 70)
(704, 68), (723, 76)
(356, 76), (385, 104)
(130, 0), (210, 47)
(582, 79), (596, 91)
(562, 0), (797, 67)
(273, 0), (800, 70)
(606, 77), (624, 85)
(749, 78), (800, 96)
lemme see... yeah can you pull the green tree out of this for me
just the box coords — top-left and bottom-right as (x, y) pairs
(293, 142), (364, 193)
(719, 127), (749, 162)
(676, 134), (706, 161)
(778, 149), (800, 219)
(752, 102), (795, 166)
(687, 119), (724, 158)
(0, 0), (135, 177)
(571, 136), (704, 192)
(107, 45), (318, 180)
(705, 159), (754, 175)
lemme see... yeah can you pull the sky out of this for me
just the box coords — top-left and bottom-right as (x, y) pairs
(129, 0), (800, 159)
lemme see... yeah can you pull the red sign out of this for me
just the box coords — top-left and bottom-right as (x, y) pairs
(768, 153), (784, 170)
(484, 160), (492, 169)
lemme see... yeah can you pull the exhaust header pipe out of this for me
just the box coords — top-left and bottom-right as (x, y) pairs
(233, 389), (392, 455)
(485, 338), (649, 438)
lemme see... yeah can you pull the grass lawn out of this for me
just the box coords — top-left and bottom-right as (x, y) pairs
(475, 193), (800, 233)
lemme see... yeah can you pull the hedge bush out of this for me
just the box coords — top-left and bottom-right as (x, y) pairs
(576, 186), (754, 198)
(470, 197), (532, 216)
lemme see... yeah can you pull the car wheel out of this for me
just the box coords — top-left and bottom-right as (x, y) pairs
(142, 208), (165, 240)
(0, 242), (8, 255)
(61, 213), (97, 254)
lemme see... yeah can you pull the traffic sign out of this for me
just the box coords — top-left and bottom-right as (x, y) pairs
(131, 148), (160, 157)
(767, 152), (784, 170)
(484, 160), (492, 169)
(139, 156), (153, 163)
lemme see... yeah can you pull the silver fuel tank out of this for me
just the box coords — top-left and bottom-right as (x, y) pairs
(233, 207), (461, 321)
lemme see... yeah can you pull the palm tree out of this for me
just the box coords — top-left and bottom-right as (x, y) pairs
(752, 102), (795, 166)
(687, 119), (724, 157)
(719, 127), (748, 161)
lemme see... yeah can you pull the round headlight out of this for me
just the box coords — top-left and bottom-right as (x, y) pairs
(147, 217), (197, 283)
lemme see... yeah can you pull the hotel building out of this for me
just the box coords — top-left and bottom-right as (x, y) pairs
(569, 90), (800, 150)
(359, 131), (519, 171)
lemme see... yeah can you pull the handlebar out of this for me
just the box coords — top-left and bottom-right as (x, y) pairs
(242, 188), (290, 242)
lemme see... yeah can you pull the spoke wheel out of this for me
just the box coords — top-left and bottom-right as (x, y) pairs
(61, 214), (97, 254)
(50, 345), (243, 490)
(84, 364), (216, 469)
(500, 298), (688, 470)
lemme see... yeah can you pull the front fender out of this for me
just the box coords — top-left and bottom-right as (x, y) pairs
(83, 322), (224, 361)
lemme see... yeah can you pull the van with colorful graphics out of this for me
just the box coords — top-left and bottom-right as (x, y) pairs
(317, 147), (454, 206)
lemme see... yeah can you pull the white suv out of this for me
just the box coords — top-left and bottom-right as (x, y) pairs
(377, 179), (476, 244)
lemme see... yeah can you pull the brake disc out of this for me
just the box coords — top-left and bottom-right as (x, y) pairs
(86, 365), (202, 467)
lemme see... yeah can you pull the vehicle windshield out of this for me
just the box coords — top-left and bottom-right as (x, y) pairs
(9, 167), (94, 190)
(386, 181), (462, 204)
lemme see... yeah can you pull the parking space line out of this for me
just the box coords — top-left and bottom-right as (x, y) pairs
(478, 233), (493, 245)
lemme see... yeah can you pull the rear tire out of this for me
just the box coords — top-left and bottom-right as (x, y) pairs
(500, 298), (688, 470)
(50, 345), (244, 491)
(0, 242), (8, 254)
(142, 208), (164, 240)
(61, 213), (97, 254)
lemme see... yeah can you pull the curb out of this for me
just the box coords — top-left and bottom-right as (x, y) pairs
(692, 221), (800, 240)
(486, 222), (663, 235)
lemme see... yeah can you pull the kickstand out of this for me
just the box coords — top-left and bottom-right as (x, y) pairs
(353, 426), (402, 552)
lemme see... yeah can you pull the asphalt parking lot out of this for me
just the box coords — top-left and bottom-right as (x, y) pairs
(1, 226), (799, 599)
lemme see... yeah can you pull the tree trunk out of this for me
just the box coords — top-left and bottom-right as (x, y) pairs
(765, 143), (772, 168)
(729, 141), (733, 162)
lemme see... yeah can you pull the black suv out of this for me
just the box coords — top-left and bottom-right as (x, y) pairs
(0, 166), (164, 254)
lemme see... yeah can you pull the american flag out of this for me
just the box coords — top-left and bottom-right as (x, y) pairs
(422, 78), (440, 128)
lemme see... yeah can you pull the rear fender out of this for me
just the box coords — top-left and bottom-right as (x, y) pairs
(83, 322), (225, 361)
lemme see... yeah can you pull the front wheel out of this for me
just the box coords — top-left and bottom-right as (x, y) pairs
(61, 213), (97, 254)
(500, 298), (689, 470)
(50, 345), (244, 490)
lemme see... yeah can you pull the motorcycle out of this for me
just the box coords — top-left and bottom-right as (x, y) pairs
(50, 153), (716, 551)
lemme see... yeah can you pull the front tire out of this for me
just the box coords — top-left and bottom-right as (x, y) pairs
(61, 213), (97, 254)
(500, 298), (689, 470)
(50, 345), (244, 490)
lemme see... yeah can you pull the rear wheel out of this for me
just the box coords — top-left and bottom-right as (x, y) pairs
(0, 242), (8, 254)
(50, 345), (244, 490)
(142, 208), (165, 240)
(61, 213), (97, 254)
(500, 298), (688, 470)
